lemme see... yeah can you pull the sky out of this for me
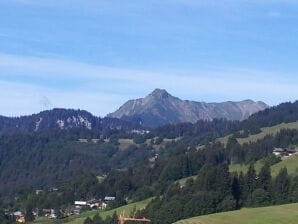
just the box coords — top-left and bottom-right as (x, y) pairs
(0, 0), (298, 117)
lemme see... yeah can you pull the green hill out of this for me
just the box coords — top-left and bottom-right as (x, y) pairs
(176, 203), (298, 224)
(33, 198), (152, 224)
(229, 154), (298, 177)
(217, 121), (298, 145)
(66, 198), (152, 224)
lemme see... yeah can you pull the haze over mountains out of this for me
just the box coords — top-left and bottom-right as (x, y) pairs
(0, 89), (268, 132)
(0, 109), (141, 135)
(108, 89), (268, 127)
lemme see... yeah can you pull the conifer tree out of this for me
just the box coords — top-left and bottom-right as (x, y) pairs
(274, 167), (290, 204)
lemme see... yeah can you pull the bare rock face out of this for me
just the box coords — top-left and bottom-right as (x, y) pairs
(108, 89), (268, 127)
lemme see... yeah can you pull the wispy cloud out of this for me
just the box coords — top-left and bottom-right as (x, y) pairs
(0, 53), (297, 116)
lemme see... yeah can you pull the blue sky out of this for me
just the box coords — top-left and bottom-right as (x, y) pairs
(0, 0), (298, 116)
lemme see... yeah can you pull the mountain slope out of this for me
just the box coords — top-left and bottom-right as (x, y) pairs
(108, 89), (268, 127)
(0, 108), (142, 136)
(176, 203), (298, 224)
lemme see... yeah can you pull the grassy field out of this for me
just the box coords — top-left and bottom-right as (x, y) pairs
(178, 154), (298, 187)
(176, 175), (197, 186)
(229, 154), (298, 177)
(33, 198), (152, 224)
(176, 203), (298, 224)
(67, 197), (152, 224)
(229, 160), (264, 174)
(118, 138), (136, 150)
(217, 121), (298, 146)
(118, 137), (180, 150)
(271, 154), (298, 176)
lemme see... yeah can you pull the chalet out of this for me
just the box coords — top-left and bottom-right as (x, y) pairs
(104, 196), (116, 201)
(131, 130), (150, 135)
(73, 208), (81, 215)
(42, 209), (55, 217)
(74, 201), (87, 206)
(74, 199), (106, 210)
(78, 138), (88, 143)
(35, 189), (43, 195)
(91, 139), (100, 143)
(101, 202), (108, 209)
(16, 215), (25, 223)
(14, 211), (25, 223)
(273, 147), (296, 156)
(51, 187), (59, 191)
(49, 213), (57, 219)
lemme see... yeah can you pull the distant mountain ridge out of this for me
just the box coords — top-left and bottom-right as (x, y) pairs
(0, 108), (142, 135)
(108, 89), (268, 127)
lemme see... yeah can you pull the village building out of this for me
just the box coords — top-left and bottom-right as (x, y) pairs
(14, 211), (25, 223)
(104, 196), (116, 201)
(273, 147), (296, 156)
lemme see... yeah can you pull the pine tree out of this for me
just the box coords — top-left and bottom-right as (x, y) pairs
(244, 164), (257, 204)
(238, 171), (246, 205)
(257, 163), (272, 192)
(274, 167), (290, 204)
(231, 175), (241, 208)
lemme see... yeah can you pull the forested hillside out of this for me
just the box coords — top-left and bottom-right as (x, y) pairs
(0, 108), (143, 136)
(1, 101), (298, 224)
(0, 130), (154, 196)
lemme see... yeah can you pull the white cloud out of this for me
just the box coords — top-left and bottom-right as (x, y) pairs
(0, 53), (297, 116)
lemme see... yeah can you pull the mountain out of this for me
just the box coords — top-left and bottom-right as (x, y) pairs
(0, 108), (142, 136)
(108, 89), (268, 127)
(0, 109), (147, 195)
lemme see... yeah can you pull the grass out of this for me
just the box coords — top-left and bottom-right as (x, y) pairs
(118, 138), (136, 150)
(176, 176), (197, 186)
(64, 197), (152, 224)
(33, 198), (152, 224)
(118, 137), (180, 151)
(229, 160), (264, 175)
(271, 154), (298, 177)
(217, 121), (298, 146)
(229, 154), (298, 177)
(176, 203), (298, 224)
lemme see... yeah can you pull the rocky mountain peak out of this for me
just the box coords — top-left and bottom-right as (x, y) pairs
(149, 88), (171, 99)
(108, 89), (269, 127)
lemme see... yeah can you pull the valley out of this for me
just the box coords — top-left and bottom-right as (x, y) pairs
(1, 99), (298, 224)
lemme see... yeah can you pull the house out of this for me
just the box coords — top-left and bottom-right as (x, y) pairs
(131, 130), (150, 135)
(78, 138), (88, 143)
(91, 139), (100, 143)
(14, 211), (25, 223)
(16, 215), (25, 223)
(74, 199), (106, 211)
(273, 147), (297, 156)
(42, 209), (55, 218)
(73, 208), (81, 215)
(101, 202), (108, 209)
(273, 148), (284, 156)
(49, 213), (57, 219)
(35, 189), (43, 195)
(104, 196), (116, 202)
(51, 187), (59, 192)
(74, 201), (87, 206)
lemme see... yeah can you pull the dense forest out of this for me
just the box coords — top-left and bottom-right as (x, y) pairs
(0, 108), (143, 136)
(0, 130), (155, 196)
(153, 101), (298, 139)
(1, 101), (298, 223)
(5, 128), (298, 224)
